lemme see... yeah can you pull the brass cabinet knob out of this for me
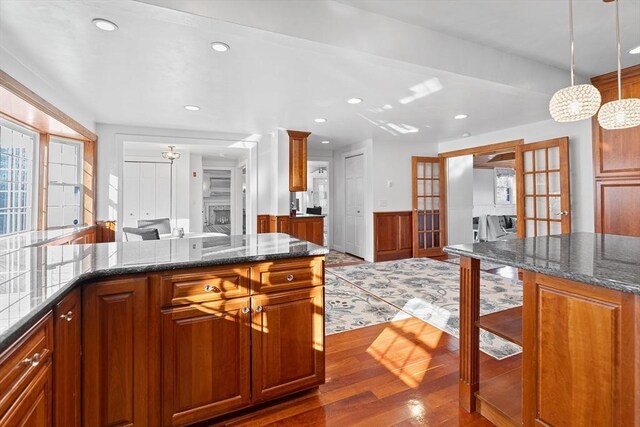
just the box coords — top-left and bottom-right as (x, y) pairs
(242, 307), (250, 314)
(256, 306), (263, 313)
(286, 274), (294, 282)
(204, 284), (221, 293)
(23, 352), (42, 367)
(60, 311), (73, 322)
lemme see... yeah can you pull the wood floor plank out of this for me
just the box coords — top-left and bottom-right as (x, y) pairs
(209, 318), (516, 426)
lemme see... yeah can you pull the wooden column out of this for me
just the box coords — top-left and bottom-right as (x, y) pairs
(459, 256), (480, 412)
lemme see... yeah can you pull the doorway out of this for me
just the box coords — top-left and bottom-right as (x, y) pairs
(345, 154), (364, 258)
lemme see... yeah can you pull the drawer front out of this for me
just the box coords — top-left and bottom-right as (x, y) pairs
(0, 313), (53, 419)
(161, 267), (251, 306)
(254, 257), (324, 293)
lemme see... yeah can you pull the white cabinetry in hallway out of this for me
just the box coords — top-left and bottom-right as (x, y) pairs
(123, 161), (171, 228)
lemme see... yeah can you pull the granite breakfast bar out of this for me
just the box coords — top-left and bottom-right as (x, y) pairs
(0, 233), (329, 426)
(445, 232), (640, 427)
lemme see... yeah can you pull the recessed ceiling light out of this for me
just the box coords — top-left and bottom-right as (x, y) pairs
(211, 42), (230, 52)
(462, 132), (471, 137)
(92, 18), (118, 31)
(629, 46), (640, 55)
(347, 98), (363, 104)
(454, 114), (469, 120)
(314, 118), (327, 123)
(321, 140), (330, 144)
(184, 105), (200, 111)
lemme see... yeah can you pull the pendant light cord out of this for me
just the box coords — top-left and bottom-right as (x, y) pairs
(615, 0), (622, 100)
(569, 0), (575, 86)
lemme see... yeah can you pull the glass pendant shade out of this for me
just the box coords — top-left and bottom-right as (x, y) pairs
(597, 98), (640, 130)
(549, 84), (602, 122)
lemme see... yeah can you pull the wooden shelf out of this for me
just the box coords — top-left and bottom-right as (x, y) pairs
(476, 306), (522, 346)
(476, 367), (522, 427)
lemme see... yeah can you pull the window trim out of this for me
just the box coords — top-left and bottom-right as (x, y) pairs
(494, 167), (516, 206)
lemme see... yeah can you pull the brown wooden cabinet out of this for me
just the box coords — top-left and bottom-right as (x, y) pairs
(287, 130), (311, 192)
(592, 65), (640, 237)
(289, 216), (324, 246)
(0, 361), (53, 427)
(161, 298), (251, 426)
(82, 276), (150, 426)
(53, 288), (81, 427)
(373, 211), (412, 261)
(251, 287), (325, 403)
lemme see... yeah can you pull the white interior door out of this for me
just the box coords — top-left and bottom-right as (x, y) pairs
(139, 163), (156, 221)
(155, 163), (171, 219)
(345, 154), (364, 257)
(446, 155), (474, 245)
(123, 162), (140, 227)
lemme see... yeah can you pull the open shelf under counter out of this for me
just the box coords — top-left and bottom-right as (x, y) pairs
(476, 366), (522, 427)
(476, 306), (522, 346)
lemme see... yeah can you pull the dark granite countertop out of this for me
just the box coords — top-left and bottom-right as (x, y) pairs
(0, 233), (328, 353)
(444, 232), (640, 295)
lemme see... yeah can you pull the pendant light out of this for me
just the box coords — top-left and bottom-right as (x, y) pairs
(597, 0), (640, 129)
(549, 0), (602, 122)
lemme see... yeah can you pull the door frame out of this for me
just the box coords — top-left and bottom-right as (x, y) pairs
(439, 139), (524, 246)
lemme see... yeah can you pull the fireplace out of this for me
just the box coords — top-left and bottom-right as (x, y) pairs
(209, 206), (231, 225)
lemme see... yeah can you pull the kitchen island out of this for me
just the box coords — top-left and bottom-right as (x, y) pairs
(445, 232), (640, 426)
(0, 233), (328, 426)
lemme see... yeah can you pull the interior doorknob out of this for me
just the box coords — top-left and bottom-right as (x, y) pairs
(555, 210), (569, 216)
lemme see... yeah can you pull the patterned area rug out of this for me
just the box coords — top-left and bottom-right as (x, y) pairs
(327, 258), (523, 360)
(442, 255), (507, 271)
(325, 272), (411, 335)
(325, 250), (366, 267)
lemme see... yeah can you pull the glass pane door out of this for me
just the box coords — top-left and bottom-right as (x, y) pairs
(413, 157), (444, 256)
(516, 138), (571, 237)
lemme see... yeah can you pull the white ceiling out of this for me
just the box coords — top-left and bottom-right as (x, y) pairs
(337, 0), (640, 77)
(0, 0), (638, 149)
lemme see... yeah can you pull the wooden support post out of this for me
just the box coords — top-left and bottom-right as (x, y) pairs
(459, 256), (480, 412)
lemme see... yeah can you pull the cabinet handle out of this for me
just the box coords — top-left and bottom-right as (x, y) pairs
(256, 306), (263, 313)
(23, 352), (42, 367)
(286, 274), (294, 282)
(60, 311), (73, 322)
(203, 284), (221, 293)
(242, 307), (251, 314)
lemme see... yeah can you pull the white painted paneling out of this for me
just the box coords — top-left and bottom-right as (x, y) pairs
(122, 162), (139, 228)
(155, 163), (172, 219)
(447, 155), (474, 245)
(139, 163), (156, 220)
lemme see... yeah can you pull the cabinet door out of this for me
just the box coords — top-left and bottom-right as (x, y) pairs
(161, 298), (251, 426)
(139, 163), (156, 220)
(287, 130), (310, 192)
(251, 287), (325, 402)
(54, 288), (81, 427)
(0, 361), (52, 427)
(83, 277), (149, 426)
(123, 162), (140, 227)
(155, 163), (172, 219)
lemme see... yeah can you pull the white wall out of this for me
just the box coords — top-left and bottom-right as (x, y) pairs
(189, 153), (203, 233)
(372, 140), (439, 211)
(439, 118), (594, 233)
(473, 168), (516, 217)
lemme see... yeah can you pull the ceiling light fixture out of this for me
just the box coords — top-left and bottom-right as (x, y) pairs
(211, 42), (230, 52)
(314, 118), (327, 123)
(321, 140), (330, 144)
(347, 98), (363, 104)
(462, 132), (471, 137)
(598, 0), (640, 129)
(629, 46), (640, 55)
(92, 18), (118, 31)
(454, 114), (468, 120)
(549, 0), (601, 123)
(161, 145), (181, 163)
(184, 105), (200, 111)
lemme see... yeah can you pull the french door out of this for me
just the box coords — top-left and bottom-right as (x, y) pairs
(515, 137), (571, 238)
(412, 157), (446, 257)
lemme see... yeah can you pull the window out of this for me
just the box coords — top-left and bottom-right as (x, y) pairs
(48, 138), (83, 227)
(0, 122), (37, 235)
(495, 168), (516, 205)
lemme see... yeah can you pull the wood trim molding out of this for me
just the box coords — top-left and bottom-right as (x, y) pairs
(0, 70), (97, 141)
(37, 133), (50, 230)
(438, 139), (524, 158)
(590, 64), (640, 88)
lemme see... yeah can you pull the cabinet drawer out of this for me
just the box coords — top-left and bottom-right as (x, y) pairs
(254, 257), (323, 293)
(161, 267), (251, 306)
(0, 313), (53, 419)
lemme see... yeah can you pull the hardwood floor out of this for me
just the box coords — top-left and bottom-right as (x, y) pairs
(210, 317), (519, 426)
